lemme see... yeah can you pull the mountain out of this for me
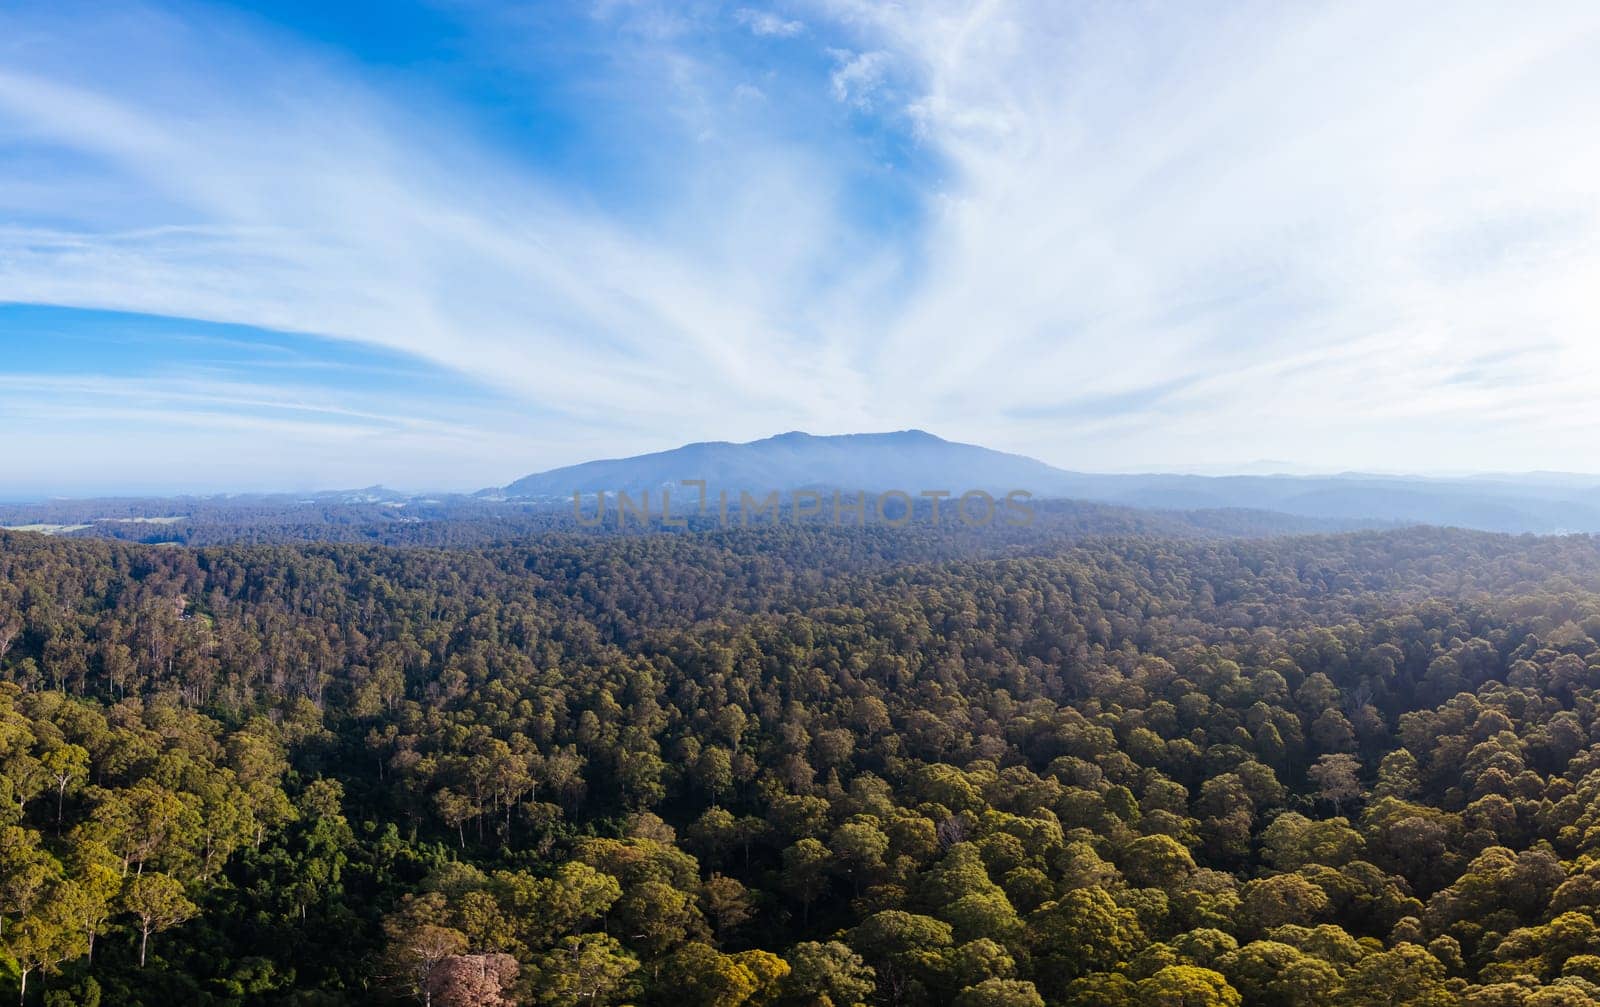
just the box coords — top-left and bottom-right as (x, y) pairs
(8, 432), (1596, 540)
(496, 431), (1600, 534)
(496, 430), (1066, 499)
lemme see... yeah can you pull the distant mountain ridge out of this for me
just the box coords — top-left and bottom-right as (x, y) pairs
(496, 430), (1064, 499)
(495, 430), (1600, 534)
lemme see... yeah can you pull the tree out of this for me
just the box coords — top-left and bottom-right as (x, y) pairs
(57, 866), (119, 964)
(953, 978), (1044, 1007)
(1136, 966), (1242, 1007)
(385, 907), (471, 1007)
(696, 747), (735, 806)
(1373, 750), (1421, 800)
(435, 789), (476, 849)
(120, 871), (197, 966)
(942, 891), (1025, 948)
(1238, 875), (1330, 933)
(8, 882), (87, 1006)
(529, 934), (639, 1007)
(614, 879), (706, 963)
(663, 942), (789, 1007)
(688, 808), (742, 868)
(616, 748), (667, 809)
(732, 950), (790, 1005)
(424, 953), (518, 1007)
(0, 827), (50, 939)
(848, 911), (953, 1006)
(1121, 834), (1198, 889)
(830, 818), (890, 892)
(1027, 888), (1145, 987)
(1308, 754), (1363, 813)
(782, 839), (833, 925)
(505, 861), (621, 949)
(39, 743), (89, 827)
(1340, 943), (1448, 1006)
(941, 937), (1018, 996)
(702, 873), (756, 937)
(1217, 941), (1342, 1007)
(781, 940), (875, 1006)
(922, 845), (1003, 906)
(3, 752), (49, 824)
(87, 784), (198, 877)
(1259, 814), (1364, 871)
(1063, 973), (1139, 1007)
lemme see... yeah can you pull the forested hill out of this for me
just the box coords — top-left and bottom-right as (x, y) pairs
(0, 494), (1370, 548)
(4, 523), (1600, 1004)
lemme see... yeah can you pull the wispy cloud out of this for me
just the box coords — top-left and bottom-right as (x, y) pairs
(816, 0), (1600, 470)
(827, 49), (892, 109)
(3, 0), (1600, 491)
(736, 7), (805, 38)
(0, 2), (899, 484)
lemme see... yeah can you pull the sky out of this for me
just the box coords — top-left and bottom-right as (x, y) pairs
(2, 0), (1599, 495)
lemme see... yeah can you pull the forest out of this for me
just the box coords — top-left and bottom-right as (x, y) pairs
(4, 519), (1600, 1005)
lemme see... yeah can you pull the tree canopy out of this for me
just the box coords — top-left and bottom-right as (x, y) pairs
(3, 521), (1600, 1004)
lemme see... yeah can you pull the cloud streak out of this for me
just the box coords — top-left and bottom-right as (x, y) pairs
(736, 8), (805, 38)
(0, 5), (884, 438)
(3, 0), (1600, 490)
(814, 0), (1600, 469)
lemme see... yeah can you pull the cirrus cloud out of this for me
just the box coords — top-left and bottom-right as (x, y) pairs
(2, 0), (1600, 493)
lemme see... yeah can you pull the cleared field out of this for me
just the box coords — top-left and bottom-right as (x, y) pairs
(2, 523), (92, 534)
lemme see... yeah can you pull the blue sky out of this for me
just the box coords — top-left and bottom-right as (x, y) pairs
(2, 1), (1599, 495)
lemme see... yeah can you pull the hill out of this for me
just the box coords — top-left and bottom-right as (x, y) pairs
(498, 431), (1600, 533)
(496, 429), (1066, 500)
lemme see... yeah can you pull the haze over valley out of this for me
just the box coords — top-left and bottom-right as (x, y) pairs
(10, 430), (1600, 539)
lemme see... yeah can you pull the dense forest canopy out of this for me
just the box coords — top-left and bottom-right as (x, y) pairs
(3, 520), (1600, 1005)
